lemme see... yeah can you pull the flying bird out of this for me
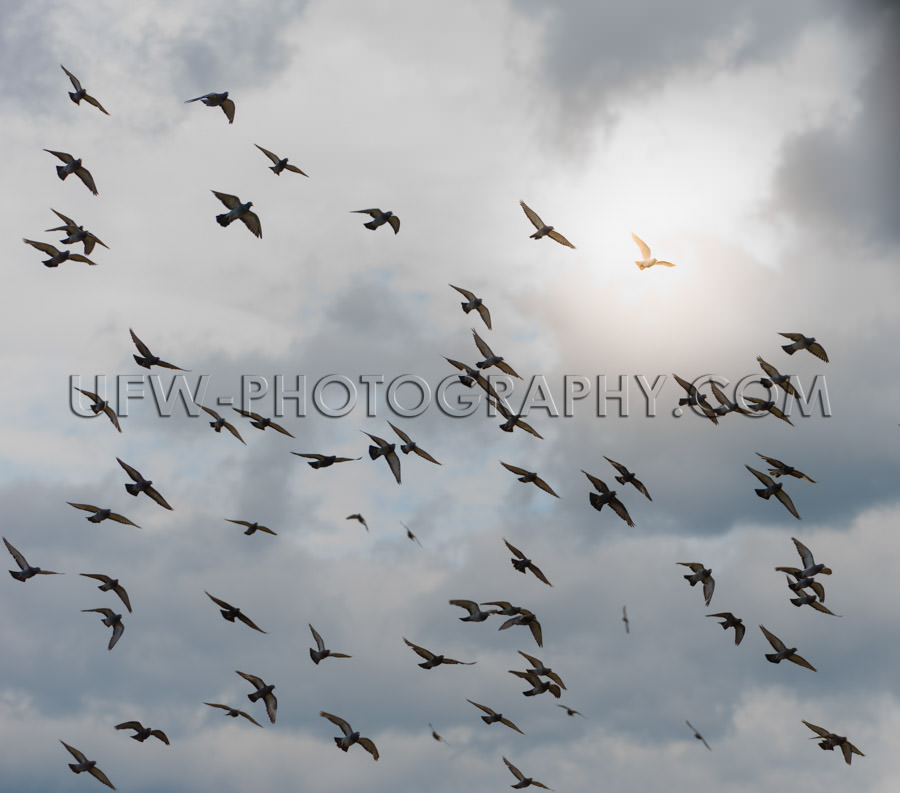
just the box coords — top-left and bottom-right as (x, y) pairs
(466, 700), (524, 733)
(786, 581), (840, 615)
(678, 562), (715, 606)
(449, 284), (492, 328)
(472, 329), (522, 378)
(232, 408), (294, 437)
(501, 462), (559, 498)
(604, 456), (652, 500)
(672, 374), (719, 424)
(401, 521), (423, 547)
(517, 651), (565, 689)
(308, 624), (351, 664)
(197, 405), (245, 443)
(503, 538), (552, 586)
(23, 238), (96, 267)
(779, 333), (828, 362)
(755, 453), (815, 483)
(443, 357), (503, 400)
(802, 721), (864, 765)
(82, 607), (124, 650)
(254, 144), (307, 175)
(60, 65), (109, 114)
(503, 755), (553, 790)
(489, 397), (544, 438)
(73, 389), (120, 432)
(582, 470), (634, 526)
(363, 431), (401, 484)
(351, 208), (399, 233)
(449, 599), (497, 622)
(685, 720), (711, 750)
(746, 466), (801, 519)
(203, 702), (262, 727)
(319, 712), (379, 759)
(80, 574), (132, 613)
(205, 591), (266, 633)
(116, 457), (173, 509)
(519, 200), (574, 248)
(346, 513), (368, 531)
(129, 329), (186, 371)
(710, 381), (750, 416)
(225, 519), (277, 536)
(4, 537), (61, 581)
(706, 612), (745, 645)
(185, 91), (234, 123)
(557, 705), (584, 717)
(743, 396), (794, 426)
(236, 671), (277, 723)
(60, 741), (115, 789)
(428, 723), (446, 742)
(44, 150), (98, 194)
(756, 356), (799, 397)
(387, 422), (441, 464)
(68, 503), (139, 527)
(622, 605), (630, 634)
(115, 722), (169, 744)
(776, 537), (832, 577)
(499, 610), (543, 647)
(632, 232), (675, 269)
(292, 452), (360, 468)
(403, 637), (476, 669)
(212, 191), (261, 238)
(759, 625), (816, 671)
(46, 209), (109, 254)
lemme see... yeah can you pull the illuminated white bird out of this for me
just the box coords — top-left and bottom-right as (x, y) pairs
(632, 232), (674, 269)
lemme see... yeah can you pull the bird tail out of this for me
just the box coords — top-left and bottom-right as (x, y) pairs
(635, 261), (645, 269)
(614, 475), (626, 486)
(216, 213), (232, 227)
(56, 165), (69, 180)
(247, 691), (261, 702)
(754, 488), (772, 499)
(368, 446), (381, 460)
(523, 689), (537, 697)
(9, 571), (27, 581)
(481, 715), (491, 724)
(309, 648), (321, 664)
(68, 92), (81, 104)
(364, 219), (380, 230)
(334, 737), (349, 751)
(764, 653), (781, 664)
(124, 483), (141, 496)
(588, 492), (604, 512)
(461, 303), (473, 313)
(308, 461), (323, 469)
(68, 763), (82, 773)
(781, 343), (797, 355)
(683, 575), (697, 586)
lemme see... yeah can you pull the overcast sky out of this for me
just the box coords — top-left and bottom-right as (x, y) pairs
(2, 1), (899, 791)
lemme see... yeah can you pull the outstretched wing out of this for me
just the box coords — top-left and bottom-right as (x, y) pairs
(212, 190), (241, 210)
(631, 232), (651, 259)
(519, 201), (544, 231)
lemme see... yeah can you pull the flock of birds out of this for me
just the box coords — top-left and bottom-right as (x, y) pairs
(8, 65), (863, 790)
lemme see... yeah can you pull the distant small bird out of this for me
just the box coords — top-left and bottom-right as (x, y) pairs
(482, 600), (524, 617)
(449, 599), (497, 622)
(472, 329), (522, 378)
(466, 699), (524, 733)
(782, 572), (826, 601)
(449, 284), (492, 328)
(68, 503), (139, 527)
(292, 452), (360, 468)
(755, 453), (815, 483)
(129, 328), (187, 371)
(746, 466), (800, 519)
(403, 637), (476, 669)
(517, 651), (565, 689)
(503, 538), (552, 586)
(775, 537), (831, 578)
(80, 574), (132, 613)
(678, 562), (715, 606)
(185, 91), (234, 123)
(232, 408), (294, 437)
(503, 755), (553, 790)
(115, 721), (169, 744)
(582, 470), (634, 526)
(710, 381), (750, 416)
(254, 144), (307, 175)
(23, 238), (96, 267)
(320, 711), (379, 759)
(779, 333), (828, 362)
(73, 389), (121, 432)
(489, 397), (544, 439)
(225, 519), (277, 536)
(212, 191), (261, 238)
(44, 150), (98, 194)
(444, 357), (503, 400)
(401, 521), (423, 547)
(116, 457), (173, 510)
(60, 741), (115, 789)
(759, 625), (816, 671)
(604, 456), (652, 500)
(520, 200), (575, 249)
(786, 580), (840, 615)
(4, 537), (61, 581)
(502, 462), (559, 498)
(632, 232), (675, 269)
(706, 612), (745, 645)
(236, 671), (277, 723)
(203, 702), (262, 727)
(499, 610), (543, 647)
(46, 209), (109, 255)
(802, 721), (864, 765)
(205, 591), (266, 633)
(756, 356), (799, 397)
(557, 705), (584, 717)
(363, 431), (401, 484)
(308, 624), (351, 664)
(428, 723), (446, 742)
(346, 513), (368, 531)
(197, 405), (245, 443)
(82, 607), (124, 650)
(744, 396), (794, 426)
(351, 208), (399, 233)
(672, 374), (719, 424)
(388, 422), (441, 464)
(60, 65), (109, 114)
(685, 720), (711, 750)
(622, 605), (630, 634)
